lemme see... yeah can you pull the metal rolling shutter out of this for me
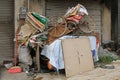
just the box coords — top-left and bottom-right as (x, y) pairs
(118, 0), (120, 45)
(0, 0), (14, 59)
(46, 0), (101, 38)
(111, 0), (119, 44)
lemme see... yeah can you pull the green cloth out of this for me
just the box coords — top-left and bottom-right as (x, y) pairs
(31, 12), (48, 25)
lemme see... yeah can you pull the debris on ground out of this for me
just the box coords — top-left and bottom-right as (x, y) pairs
(3, 60), (13, 69)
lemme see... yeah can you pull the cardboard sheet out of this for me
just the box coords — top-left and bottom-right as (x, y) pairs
(20, 23), (37, 37)
(62, 38), (94, 77)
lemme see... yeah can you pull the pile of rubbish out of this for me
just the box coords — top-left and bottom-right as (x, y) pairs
(6, 4), (100, 77)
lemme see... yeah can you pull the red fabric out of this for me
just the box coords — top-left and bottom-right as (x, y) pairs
(8, 67), (22, 73)
(66, 15), (83, 23)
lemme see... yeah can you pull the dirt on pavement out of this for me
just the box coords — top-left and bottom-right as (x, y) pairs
(0, 60), (120, 80)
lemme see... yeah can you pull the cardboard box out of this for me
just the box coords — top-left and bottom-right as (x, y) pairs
(62, 38), (94, 77)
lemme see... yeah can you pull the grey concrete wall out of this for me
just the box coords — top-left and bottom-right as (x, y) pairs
(29, 0), (45, 15)
(14, 0), (25, 30)
(101, 4), (111, 43)
(14, 0), (45, 30)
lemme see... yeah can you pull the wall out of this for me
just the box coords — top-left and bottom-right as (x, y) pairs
(101, 4), (111, 43)
(15, 0), (45, 31)
(29, 0), (45, 15)
(15, 0), (25, 31)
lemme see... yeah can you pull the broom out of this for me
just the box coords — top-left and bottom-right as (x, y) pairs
(8, 28), (22, 73)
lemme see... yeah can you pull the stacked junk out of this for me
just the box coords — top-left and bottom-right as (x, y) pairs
(6, 4), (99, 77)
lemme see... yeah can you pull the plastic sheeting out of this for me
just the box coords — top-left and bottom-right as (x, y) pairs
(41, 36), (99, 70)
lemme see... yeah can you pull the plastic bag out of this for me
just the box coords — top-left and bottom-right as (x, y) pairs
(18, 45), (32, 65)
(31, 12), (48, 25)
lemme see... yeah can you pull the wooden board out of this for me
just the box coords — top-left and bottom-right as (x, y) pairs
(36, 45), (40, 71)
(62, 38), (94, 77)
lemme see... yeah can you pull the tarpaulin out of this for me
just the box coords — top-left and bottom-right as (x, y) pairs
(41, 36), (99, 70)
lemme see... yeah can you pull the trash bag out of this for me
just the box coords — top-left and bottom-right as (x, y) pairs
(64, 4), (88, 18)
(18, 45), (32, 65)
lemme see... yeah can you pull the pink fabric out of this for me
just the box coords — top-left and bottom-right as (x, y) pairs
(8, 67), (22, 73)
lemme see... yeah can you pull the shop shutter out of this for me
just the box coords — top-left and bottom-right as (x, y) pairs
(0, 0), (14, 59)
(118, 0), (120, 44)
